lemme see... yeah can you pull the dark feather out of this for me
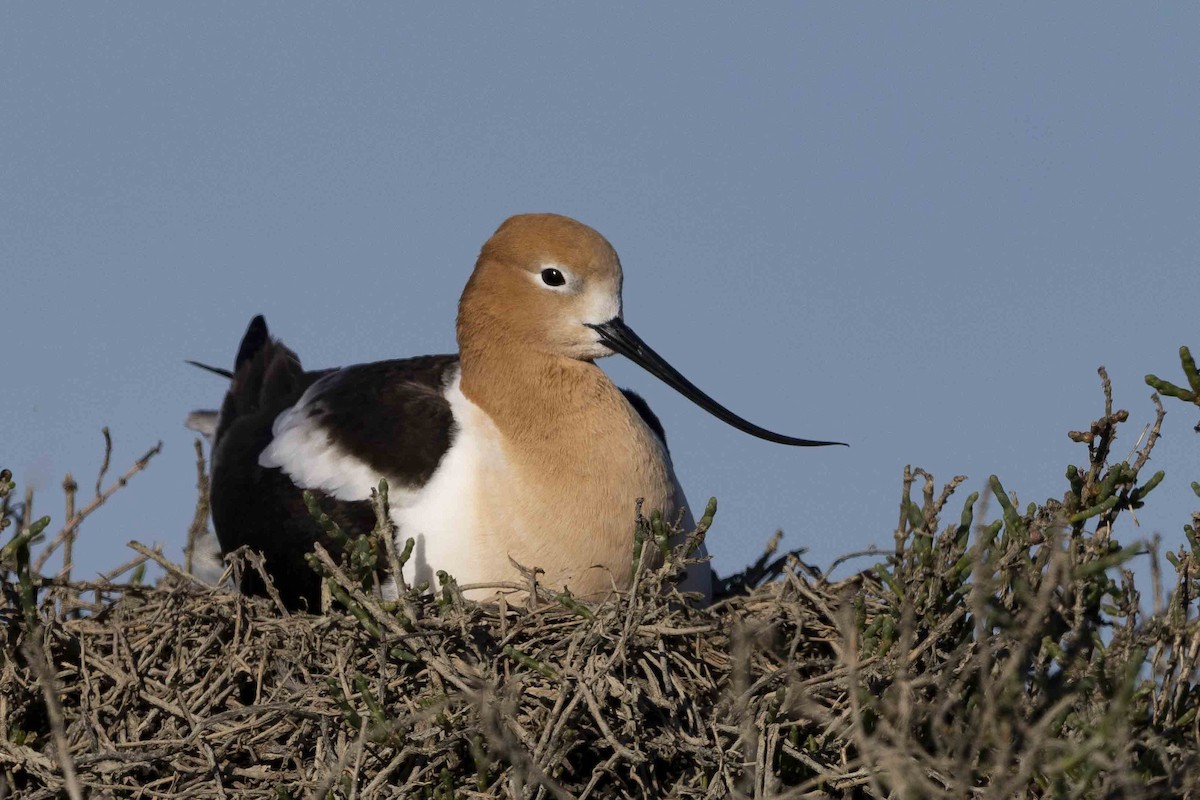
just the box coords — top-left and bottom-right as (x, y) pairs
(620, 389), (668, 453)
(210, 317), (455, 609)
(235, 314), (270, 373)
(185, 360), (234, 379)
(297, 356), (460, 489)
(209, 317), (343, 609)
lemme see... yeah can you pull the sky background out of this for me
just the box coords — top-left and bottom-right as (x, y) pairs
(3, 6), (1198, 588)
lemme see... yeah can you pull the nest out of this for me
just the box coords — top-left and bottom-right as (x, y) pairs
(4, 514), (1200, 800)
(2, 539), (876, 799)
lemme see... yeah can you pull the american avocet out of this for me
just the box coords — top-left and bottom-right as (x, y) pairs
(196, 214), (842, 609)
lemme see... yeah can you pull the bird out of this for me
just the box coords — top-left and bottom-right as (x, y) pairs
(194, 213), (843, 611)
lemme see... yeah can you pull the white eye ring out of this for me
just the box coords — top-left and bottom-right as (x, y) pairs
(531, 264), (573, 292)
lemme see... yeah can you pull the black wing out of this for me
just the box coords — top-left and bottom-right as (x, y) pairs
(208, 315), (457, 610)
(299, 355), (460, 489)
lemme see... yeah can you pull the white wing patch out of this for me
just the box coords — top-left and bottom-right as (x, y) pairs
(259, 374), (397, 503)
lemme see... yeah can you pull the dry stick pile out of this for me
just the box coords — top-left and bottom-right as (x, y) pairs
(2, 541), (866, 799)
(4, 524), (1199, 799)
(3, 365), (1200, 798)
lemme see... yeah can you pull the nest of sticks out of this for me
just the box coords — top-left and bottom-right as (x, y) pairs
(4, 511), (1200, 800)
(2, 531), (879, 799)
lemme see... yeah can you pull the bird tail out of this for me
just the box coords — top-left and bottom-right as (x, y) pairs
(184, 316), (306, 447)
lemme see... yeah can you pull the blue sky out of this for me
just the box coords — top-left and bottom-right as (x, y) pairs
(3, 5), (1198, 585)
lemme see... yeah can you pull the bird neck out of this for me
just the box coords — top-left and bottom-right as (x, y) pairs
(458, 342), (618, 445)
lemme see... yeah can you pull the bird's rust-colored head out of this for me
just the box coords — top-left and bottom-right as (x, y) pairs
(458, 213), (625, 362)
(457, 212), (846, 448)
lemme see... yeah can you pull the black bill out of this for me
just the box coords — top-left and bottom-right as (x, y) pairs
(587, 318), (846, 447)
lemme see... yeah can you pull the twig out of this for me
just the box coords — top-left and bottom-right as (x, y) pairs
(34, 440), (163, 573)
(22, 636), (85, 800)
(95, 427), (113, 498)
(97, 552), (151, 583)
(127, 541), (209, 586)
(60, 473), (77, 583)
(307, 717), (370, 800)
(822, 547), (889, 581)
(185, 439), (211, 576)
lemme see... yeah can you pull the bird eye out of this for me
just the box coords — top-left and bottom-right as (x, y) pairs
(540, 268), (566, 287)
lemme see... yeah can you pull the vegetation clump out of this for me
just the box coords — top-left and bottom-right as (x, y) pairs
(1, 353), (1199, 799)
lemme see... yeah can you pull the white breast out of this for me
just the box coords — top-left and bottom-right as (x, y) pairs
(391, 370), (505, 592)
